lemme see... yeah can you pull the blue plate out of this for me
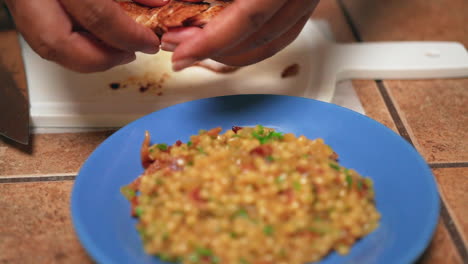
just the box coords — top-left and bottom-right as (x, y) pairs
(72, 95), (439, 264)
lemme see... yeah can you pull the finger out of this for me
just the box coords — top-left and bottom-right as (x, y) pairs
(133, 0), (170, 6)
(55, 32), (137, 73)
(161, 27), (201, 51)
(59, 0), (160, 53)
(7, 0), (135, 73)
(172, 0), (287, 70)
(222, 0), (319, 56)
(212, 15), (309, 67)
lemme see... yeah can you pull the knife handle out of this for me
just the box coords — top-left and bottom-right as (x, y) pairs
(0, 0), (14, 31)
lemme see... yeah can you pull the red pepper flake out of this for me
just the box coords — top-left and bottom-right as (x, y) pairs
(131, 196), (139, 217)
(296, 166), (309, 174)
(141, 131), (152, 169)
(279, 189), (295, 203)
(201, 256), (211, 263)
(250, 145), (273, 157)
(175, 140), (182, 146)
(189, 187), (206, 203)
(241, 162), (256, 171)
(206, 127), (222, 137)
(232, 126), (243, 133)
(130, 177), (141, 190)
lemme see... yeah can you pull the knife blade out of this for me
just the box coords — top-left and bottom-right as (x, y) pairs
(0, 2), (29, 144)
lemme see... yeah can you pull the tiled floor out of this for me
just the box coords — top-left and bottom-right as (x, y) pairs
(0, 131), (114, 176)
(0, 0), (467, 263)
(0, 181), (91, 264)
(386, 79), (468, 163)
(340, 0), (468, 261)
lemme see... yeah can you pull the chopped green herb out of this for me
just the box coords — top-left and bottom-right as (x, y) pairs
(187, 141), (193, 147)
(135, 207), (143, 217)
(275, 175), (286, 184)
(302, 154), (310, 158)
(308, 226), (326, 235)
(158, 254), (180, 262)
(155, 178), (164, 185)
(188, 253), (199, 262)
(252, 128), (284, 145)
(120, 186), (135, 200)
(265, 155), (275, 162)
(197, 147), (206, 154)
(230, 231), (238, 238)
(232, 134), (241, 138)
(137, 227), (146, 237)
(239, 258), (250, 264)
(234, 208), (249, 219)
(149, 148), (155, 153)
(279, 248), (287, 257)
(263, 225), (274, 236)
(156, 143), (168, 151)
(162, 232), (169, 241)
(172, 210), (184, 215)
(257, 125), (265, 134)
(198, 129), (207, 135)
(158, 254), (170, 261)
(345, 174), (353, 186)
(329, 162), (340, 171)
(211, 255), (220, 263)
(196, 247), (212, 257)
(293, 181), (302, 191)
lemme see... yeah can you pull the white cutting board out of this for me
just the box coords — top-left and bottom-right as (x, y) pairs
(21, 20), (468, 128)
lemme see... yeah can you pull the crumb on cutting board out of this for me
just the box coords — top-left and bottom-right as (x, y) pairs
(109, 73), (170, 95)
(281, 63), (300, 78)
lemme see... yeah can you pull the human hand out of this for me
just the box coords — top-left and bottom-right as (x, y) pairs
(160, 0), (320, 71)
(4, 0), (166, 73)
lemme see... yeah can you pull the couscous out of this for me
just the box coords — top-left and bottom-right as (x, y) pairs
(121, 126), (380, 264)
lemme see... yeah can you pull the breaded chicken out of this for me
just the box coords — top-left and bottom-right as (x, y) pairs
(119, 0), (232, 36)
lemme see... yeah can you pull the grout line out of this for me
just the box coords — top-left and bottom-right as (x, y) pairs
(0, 174), (76, 183)
(440, 202), (468, 261)
(336, 0), (363, 41)
(375, 80), (414, 145)
(430, 163), (468, 168)
(337, 0), (468, 258)
(0, 172), (77, 179)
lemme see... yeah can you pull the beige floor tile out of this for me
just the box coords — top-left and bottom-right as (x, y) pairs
(434, 168), (468, 245)
(0, 131), (114, 176)
(0, 181), (92, 264)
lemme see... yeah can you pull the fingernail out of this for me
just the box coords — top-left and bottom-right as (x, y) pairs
(161, 42), (177, 52)
(141, 45), (159, 54)
(120, 53), (137, 65)
(173, 58), (198, 71)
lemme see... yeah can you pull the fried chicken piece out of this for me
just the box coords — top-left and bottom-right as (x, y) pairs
(119, 0), (239, 73)
(118, 0), (231, 36)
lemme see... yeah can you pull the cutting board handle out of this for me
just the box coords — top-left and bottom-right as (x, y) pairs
(334, 42), (468, 80)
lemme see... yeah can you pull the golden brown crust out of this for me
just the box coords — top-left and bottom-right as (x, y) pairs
(119, 0), (231, 36)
